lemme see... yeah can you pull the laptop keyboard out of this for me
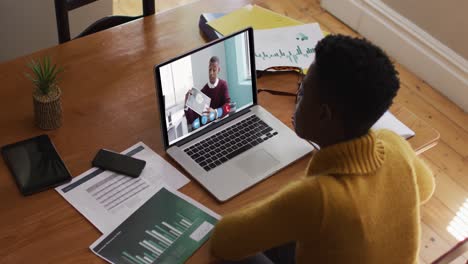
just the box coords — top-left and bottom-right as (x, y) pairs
(184, 115), (278, 171)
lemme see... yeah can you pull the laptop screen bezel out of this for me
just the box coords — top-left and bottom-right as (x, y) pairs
(154, 27), (257, 150)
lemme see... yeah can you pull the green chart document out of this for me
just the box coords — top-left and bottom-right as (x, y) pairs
(91, 186), (220, 264)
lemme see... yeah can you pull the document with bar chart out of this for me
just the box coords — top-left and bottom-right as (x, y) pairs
(90, 185), (220, 264)
(56, 142), (189, 234)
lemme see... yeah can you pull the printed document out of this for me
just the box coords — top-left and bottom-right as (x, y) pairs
(254, 23), (324, 70)
(91, 185), (220, 264)
(56, 142), (190, 234)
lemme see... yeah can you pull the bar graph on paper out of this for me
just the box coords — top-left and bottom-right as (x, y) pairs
(91, 187), (219, 264)
(124, 214), (196, 264)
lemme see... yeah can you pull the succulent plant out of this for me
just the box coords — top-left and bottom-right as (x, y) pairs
(26, 56), (63, 95)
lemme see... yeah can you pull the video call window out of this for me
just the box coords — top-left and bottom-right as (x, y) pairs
(160, 32), (253, 145)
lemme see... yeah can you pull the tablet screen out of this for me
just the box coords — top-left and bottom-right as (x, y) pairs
(1, 135), (72, 195)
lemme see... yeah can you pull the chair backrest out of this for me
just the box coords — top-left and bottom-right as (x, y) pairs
(54, 0), (155, 44)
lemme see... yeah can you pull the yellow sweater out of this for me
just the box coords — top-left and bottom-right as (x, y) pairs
(211, 130), (435, 263)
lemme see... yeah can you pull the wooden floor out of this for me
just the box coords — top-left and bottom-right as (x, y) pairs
(114, 1), (468, 263)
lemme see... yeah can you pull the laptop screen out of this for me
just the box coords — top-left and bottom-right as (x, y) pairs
(155, 29), (256, 148)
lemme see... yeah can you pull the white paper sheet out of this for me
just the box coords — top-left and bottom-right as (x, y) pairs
(56, 142), (190, 234)
(254, 23), (324, 70)
(186, 88), (211, 116)
(372, 111), (415, 139)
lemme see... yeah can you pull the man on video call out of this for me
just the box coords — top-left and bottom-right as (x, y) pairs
(185, 56), (231, 130)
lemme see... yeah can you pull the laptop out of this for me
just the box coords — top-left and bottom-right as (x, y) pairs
(154, 28), (314, 202)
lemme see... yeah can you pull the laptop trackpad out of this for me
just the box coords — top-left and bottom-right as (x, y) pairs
(236, 149), (279, 178)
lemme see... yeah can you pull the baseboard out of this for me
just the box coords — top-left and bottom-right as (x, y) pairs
(321, 0), (468, 112)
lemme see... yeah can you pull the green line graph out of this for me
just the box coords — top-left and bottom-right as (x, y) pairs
(255, 45), (315, 64)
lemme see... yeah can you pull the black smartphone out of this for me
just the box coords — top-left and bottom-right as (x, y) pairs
(92, 149), (146, 178)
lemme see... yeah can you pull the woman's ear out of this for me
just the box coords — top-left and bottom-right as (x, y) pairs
(319, 104), (332, 121)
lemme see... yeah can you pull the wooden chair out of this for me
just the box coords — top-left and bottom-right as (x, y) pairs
(54, 0), (155, 44)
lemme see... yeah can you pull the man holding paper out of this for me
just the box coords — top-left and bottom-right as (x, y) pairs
(184, 56), (231, 130)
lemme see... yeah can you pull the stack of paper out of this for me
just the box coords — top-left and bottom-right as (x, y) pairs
(207, 4), (303, 35)
(206, 5), (325, 71)
(56, 142), (220, 263)
(56, 142), (190, 233)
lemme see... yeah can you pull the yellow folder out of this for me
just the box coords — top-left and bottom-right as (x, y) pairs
(207, 4), (303, 35)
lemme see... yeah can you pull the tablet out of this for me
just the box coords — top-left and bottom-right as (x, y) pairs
(1, 135), (72, 196)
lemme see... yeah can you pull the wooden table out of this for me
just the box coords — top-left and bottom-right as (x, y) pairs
(0, 0), (439, 263)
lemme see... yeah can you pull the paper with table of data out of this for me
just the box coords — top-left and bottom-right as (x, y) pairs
(254, 23), (324, 71)
(56, 142), (190, 234)
(91, 185), (220, 264)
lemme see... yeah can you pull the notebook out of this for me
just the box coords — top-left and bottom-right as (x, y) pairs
(207, 4), (302, 36)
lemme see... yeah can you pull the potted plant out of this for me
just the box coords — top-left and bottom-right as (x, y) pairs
(26, 56), (64, 130)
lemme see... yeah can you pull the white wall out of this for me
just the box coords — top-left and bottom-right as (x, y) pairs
(0, 0), (112, 63)
(382, 0), (468, 60)
(321, 0), (468, 112)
